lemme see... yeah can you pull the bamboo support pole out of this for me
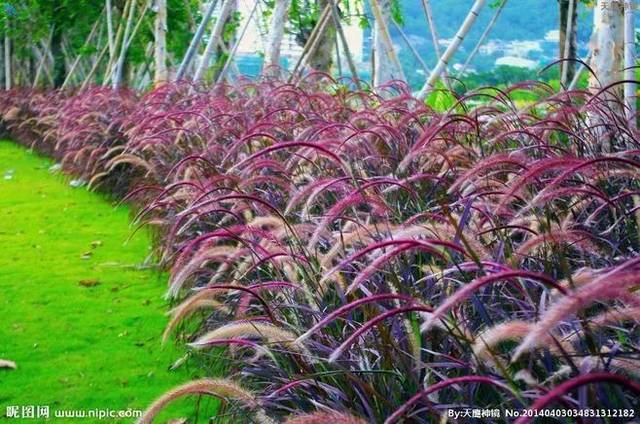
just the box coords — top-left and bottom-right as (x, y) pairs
(370, 0), (405, 83)
(288, 3), (331, 82)
(193, 0), (237, 83)
(329, 0), (361, 86)
(216, 0), (259, 84)
(417, 0), (486, 100)
(458, 0), (507, 76)
(62, 12), (104, 89)
(176, 0), (220, 80)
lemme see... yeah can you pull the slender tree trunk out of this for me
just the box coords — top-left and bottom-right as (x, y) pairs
(193, 0), (236, 82)
(624, 0), (636, 127)
(371, 0), (405, 86)
(559, 0), (578, 86)
(213, 0), (238, 81)
(307, 0), (336, 72)
(51, 20), (66, 88)
(265, 0), (291, 71)
(112, 0), (137, 89)
(417, 0), (486, 100)
(589, 0), (624, 97)
(106, 0), (116, 60)
(154, 0), (168, 84)
(589, 0), (625, 151)
(4, 32), (10, 90)
(329, 0), (361, 84)
(421, 0), (450, 86)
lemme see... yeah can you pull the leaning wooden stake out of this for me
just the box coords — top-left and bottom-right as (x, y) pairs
(329, 0), (361, 86)
(420, 0), (452, 90)
(193, 0), (237, 83)
(568, 52), (591, 90)
(393, 20), (430, 75)
(81, 42), (110, 90)
(104, 0), (131, 86)
(288, 3), (331, 82)
(62, 13), (103, 89)
(458, 0), (507, 76)
(216, 0), (258, 84)
(111, 0), (137, 89)
(175, 0), (219, 80)
(370, 0), (405, 85)
(417, 0), (486, 101)
(111, 0), (151, 88)
(624, 0), (636, 128)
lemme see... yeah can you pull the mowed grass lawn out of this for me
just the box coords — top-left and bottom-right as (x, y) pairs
(0, 141), (212, 422)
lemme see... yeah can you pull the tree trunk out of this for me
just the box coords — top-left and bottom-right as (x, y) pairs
(559, 0), (578, 86)
(589, 0), (624, 97)
(372, 0), (405, 86)
(154, 0), (168, 84)
(0, 38), (4, 88)
(112, 0), (150, 88)
(417, 0), (486, 100)
(328, 0), (360, 84)
(624, 0), (636, 127)
(193, 0), (237, 83)
(62, 16), (102, 89)
(176, 0), (219, 80)
(106, 0), (116, 61)
(51, 21), (66, 88)
(265, 0), (291, 71)
(4, 33), (10, 90)
(589, 0), (625, 152)
(307, 0), (336, 72)
(112, 0), (136, 88)
(217, 0), (257, 83)
(213, 0), (238, 81)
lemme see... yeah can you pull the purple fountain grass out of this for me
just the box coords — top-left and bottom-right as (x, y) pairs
(2, 74), (640, 422)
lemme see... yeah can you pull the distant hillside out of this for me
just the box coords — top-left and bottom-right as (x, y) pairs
(372, 1), (596, 87)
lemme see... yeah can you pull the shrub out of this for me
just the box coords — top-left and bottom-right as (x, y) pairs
(1, 75), (639, 422)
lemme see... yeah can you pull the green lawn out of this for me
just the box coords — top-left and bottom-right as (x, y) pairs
(0, 141), (213, 422)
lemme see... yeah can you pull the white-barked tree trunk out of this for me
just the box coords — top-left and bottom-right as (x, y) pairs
(372, 0), (405, 86)
(154, 0), (168, 84)
(624, 0), (636, 126)
(589, 0), (624, 98)
(264, 0), (291, 71)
